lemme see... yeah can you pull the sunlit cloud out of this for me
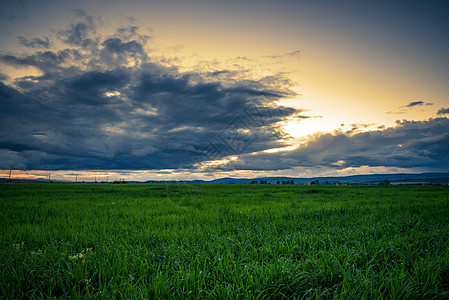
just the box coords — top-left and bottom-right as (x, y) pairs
(104, 91), (120, 97)
(227, 117), (449, 172)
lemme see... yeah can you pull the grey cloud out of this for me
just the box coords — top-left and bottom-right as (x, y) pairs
(387, 100), (434, 115)
(437, 107), (449, 115)
(116, 26), (139, 38)
(18, 36), (52, 49)
(0, 17), (301, 171)
(403, 101), (433, 108)
(102, 38), (143, 54)
(404, 101), (425, 107)
(0, 49), (82, 74)
(58, 22), (97, 48)
(57, 11), (97, 49)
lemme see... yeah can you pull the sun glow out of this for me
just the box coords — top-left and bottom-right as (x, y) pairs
(104, 91), (121, 97)
(263, 145), (299, 153)
(283, 117), (336, 139)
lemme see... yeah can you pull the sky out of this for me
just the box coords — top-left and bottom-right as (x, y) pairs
(1, 0), (449, 182)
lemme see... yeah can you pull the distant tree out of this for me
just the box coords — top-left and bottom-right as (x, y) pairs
(290, 180), (294, 185)
(277, 181), (280, 185)
(379, 179), (391, 186)
(112, 180), (127, 184)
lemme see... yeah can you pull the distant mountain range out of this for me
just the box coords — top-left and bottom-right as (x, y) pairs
(147, 172), (449, 185)
(3, 172), (449, 185)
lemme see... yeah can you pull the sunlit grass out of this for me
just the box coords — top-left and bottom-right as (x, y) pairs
(0, 183), (448, 298)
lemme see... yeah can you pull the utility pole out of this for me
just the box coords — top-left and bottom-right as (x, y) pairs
(48, 173), (51, 182)
(8, 169), (11, 182)
(75, 174), (78, 182)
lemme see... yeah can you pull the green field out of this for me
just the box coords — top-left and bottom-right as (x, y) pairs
(1, 183), (448, 299)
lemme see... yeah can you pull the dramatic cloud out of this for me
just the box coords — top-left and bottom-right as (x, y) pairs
(1, 12), (447, 175)
(437, 107), (449, 115)
(227, 118), (449, 172)
(0, 13), (302, 170)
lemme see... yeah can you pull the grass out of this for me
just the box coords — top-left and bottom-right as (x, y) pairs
(0, 183), (448, 299)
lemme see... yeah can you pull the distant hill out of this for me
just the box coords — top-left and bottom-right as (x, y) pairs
(197, 172), (449, 185)
(3, 172), (449, 185)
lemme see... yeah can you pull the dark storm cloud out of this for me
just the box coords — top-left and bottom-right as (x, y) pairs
(0, 15), (302, 170)
(437, 108), (449, 115)
(18, 36), (52, 49)
(231, 118), (449, 171)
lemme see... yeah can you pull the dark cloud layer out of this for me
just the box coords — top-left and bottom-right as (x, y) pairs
(0, 13), (301, 170)
(230, 118), (449, 171)
(1, 12), (448, 173)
